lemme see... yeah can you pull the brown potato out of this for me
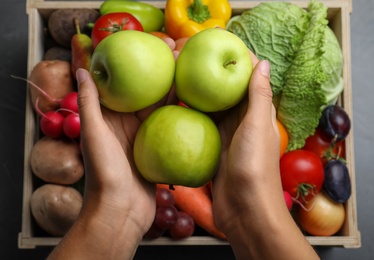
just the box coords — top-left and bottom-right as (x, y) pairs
(48, 9), (100, 48)
(30, 136), (84, 185)
(44, 46), (72, 61)
(30, 184), (83, 236)
(29, 60), (75, 113)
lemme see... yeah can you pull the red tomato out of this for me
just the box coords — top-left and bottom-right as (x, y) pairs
(280, 150), (324, 204)
(91, 12), (144, 49)
(303, 127), (345, 165)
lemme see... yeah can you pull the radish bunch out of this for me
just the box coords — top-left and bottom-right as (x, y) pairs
(13, 74), (81, 140)
(35, 91), (80, 139)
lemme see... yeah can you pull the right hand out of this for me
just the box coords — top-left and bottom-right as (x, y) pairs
(212, 57), (282, 234)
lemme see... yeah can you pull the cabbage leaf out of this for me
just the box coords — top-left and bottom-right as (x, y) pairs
(227, 0), (344, 151)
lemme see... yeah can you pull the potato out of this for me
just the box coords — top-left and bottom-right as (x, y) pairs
(30, 136), (84, 185)
(48, 9), (100, 48)
(44, 46), (72, 61)
(31, 184), (83, 236)
(29, 60), (75, 113)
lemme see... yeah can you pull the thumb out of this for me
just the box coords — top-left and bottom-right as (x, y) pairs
(247, 60), (276, 124)
(76, 68), (104, 134)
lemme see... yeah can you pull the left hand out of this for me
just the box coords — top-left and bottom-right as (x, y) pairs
(76, 38), (179, 240)
(48, 39), (179, 259)
(77, 67), (157, 239)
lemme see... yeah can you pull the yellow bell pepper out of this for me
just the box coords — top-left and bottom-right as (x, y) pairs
(165, 0), (232, 40)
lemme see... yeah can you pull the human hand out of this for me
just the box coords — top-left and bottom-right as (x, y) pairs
(77, 68), (156, 237)
(47, 39), (180, 260)
(75, 38), (179, 242)
(210, 54), (319, 260)
(211, 55), (282, 234)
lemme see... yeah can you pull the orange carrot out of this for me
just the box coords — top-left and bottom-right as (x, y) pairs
(157, 184), (226, 240)
(205, 181), (213, 199)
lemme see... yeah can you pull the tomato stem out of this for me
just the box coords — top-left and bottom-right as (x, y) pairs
(323, 137), (346, 163)
(296, 183), (316, 203)
(99, 18), (129, 33)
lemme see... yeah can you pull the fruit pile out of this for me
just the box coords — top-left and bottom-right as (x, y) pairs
(21, 0), (353, 240)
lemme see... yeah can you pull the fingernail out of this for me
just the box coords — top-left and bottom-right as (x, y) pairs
(258, 60), (270, 78)
(76, 69), (87, 85)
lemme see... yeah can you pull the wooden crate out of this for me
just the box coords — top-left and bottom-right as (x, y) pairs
(19, 0), (361, 249)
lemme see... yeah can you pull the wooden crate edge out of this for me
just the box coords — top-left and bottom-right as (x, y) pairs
(21, 0), (359, 248)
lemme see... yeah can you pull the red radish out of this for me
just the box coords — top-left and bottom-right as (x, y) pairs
(283, 190), (293, 211)
(63, 113), (81, 139)
(60, 92), (79, 116)
(35, 98), (64, 138)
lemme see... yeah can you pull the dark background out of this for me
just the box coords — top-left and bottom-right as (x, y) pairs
(1, 0), (373, 259)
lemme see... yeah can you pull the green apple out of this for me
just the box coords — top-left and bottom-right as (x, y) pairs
(90, 30), (175, 112)
(133, 105), (221, 187)
(175, 28), (253, 112)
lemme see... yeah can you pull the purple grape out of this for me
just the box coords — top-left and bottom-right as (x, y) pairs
(143, 221), (165, 239)
(156, 188), (175, 207)
(154, 205), (178, 230)
(169, 211), (195, 239)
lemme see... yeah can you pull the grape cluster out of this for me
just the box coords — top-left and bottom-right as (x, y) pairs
(144, 187), (195, 240)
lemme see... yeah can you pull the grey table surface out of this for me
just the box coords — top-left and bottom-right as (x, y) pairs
(1, 0), (373, 259)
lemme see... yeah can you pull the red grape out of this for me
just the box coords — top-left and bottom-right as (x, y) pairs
(143, 221), (166, 239)
(156, 188), (175, 207)
(169, 211), (195, 239)
(154, 205), (178, 230)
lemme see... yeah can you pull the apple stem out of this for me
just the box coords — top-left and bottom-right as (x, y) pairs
(224, 60), (237, 68)
(168, 184), (175, 191)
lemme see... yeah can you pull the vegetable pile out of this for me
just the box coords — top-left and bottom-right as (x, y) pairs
(22, 0), (352, 240)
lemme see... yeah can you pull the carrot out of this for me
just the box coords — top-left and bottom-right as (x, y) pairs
(205, 181), (213, 199)
(157, 184), (226, 240)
